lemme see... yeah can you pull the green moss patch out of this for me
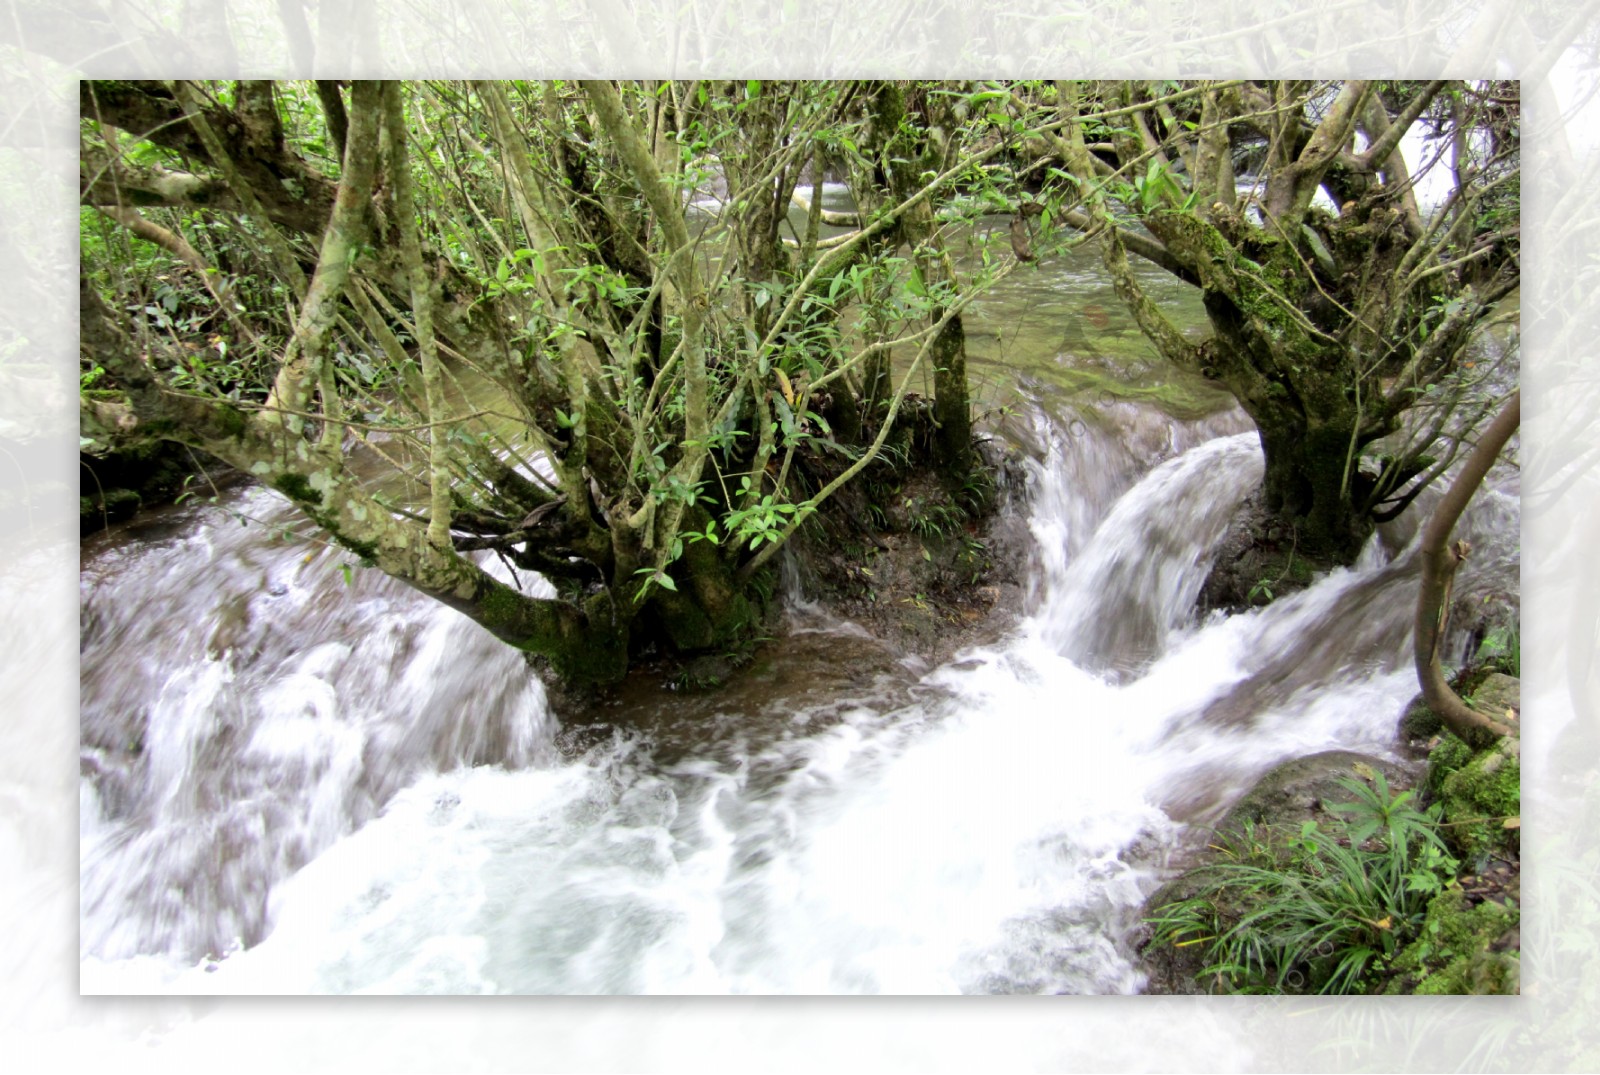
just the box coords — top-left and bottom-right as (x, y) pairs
(1385, 887), (1518, 995)
(1426, 732), (1521, 861)
(272, 472), (318, 504)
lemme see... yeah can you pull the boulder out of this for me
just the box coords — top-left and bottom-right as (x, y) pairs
(1138, 749), (1411, 993)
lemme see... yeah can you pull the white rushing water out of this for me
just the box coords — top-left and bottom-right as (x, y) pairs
(77, 408), (1518, 995)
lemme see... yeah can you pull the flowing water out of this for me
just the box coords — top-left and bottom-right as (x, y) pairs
(77, 232), (1520, 995)
(77, 417), (1518, 994)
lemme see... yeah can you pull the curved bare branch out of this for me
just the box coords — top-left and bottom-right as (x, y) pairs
(1414, 391), (1520, 749)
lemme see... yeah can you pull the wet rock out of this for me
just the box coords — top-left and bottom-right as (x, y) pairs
(1138, 750), (1411, 994)
(1197, 494), (1327, 612)
(1219, 750), (1413, 833)
(1469, 673), (1521, 723)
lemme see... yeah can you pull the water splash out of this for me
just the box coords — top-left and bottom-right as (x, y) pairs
(79, 410), (1518, 993)
(1035, 431), (1262, 673)
(80, 488), (555, 961)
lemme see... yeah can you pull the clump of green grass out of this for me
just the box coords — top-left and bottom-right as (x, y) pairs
(1147, 772), (1460, 994)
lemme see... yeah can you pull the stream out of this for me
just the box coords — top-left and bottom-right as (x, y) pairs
(77, 229), (1520, 996)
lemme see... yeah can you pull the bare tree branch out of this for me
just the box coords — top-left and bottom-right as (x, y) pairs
(1414, 391), (1520, 749)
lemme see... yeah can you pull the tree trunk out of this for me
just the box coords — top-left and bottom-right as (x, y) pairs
(931, 311), (973, 478)
(1202, 292), (1383, 564)
(649, 509), (764, 653)
(1256, 420), (1372, 562)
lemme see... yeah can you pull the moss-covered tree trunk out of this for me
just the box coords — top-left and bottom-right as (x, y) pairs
(930, 311), (973, 478)
(867, 80), (976, 485)
(1055, 80), (1518, 569)
(1253, 418), (1371, 561)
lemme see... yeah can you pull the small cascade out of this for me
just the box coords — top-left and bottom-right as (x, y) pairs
(78, 406), (1519, 994)
(1034, 431), (1263, 674)
(80, 488), (556, 962)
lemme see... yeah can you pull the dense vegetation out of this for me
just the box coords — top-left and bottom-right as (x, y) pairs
(81, 79), (1025, 685)
(1145, 643), (1522, 996)
(1048, 80), (1520, 560)
(79, 79), (1518, 686)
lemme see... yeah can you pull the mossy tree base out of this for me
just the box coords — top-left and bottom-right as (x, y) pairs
(1197, 493), (1335, 613)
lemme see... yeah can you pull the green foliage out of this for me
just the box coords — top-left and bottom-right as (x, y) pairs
(1131, 158), (1196, 213)
(906, 497), (965, 540)
(1325, 771), (1450, 867)
(632, 566), (678, 600)
(1147, 775), (1461, 994)
(79, 205), (283, 405)
(1474, 624), (1521, 677)
(723, 476), (814, 550)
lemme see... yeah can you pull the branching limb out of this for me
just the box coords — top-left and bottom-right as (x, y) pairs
(254, 80), (382, 437)
(1271, 80), (1372, 226)
(1055, 80), (1201, 369)
(315, 80), (349, 159)
(93, 203), (261, 346)
(383, 83), (453, 550)
(790, 185), (861, 228)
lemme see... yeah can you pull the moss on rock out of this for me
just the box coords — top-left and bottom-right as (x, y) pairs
(80, 487), (143, 531)
(80, 441), (228, 535)
(1397, 694), (1444, 748)
(1426, 731), (1521, 860)
(215, 403), (249, 440)
(1385, 887), (1518, 995)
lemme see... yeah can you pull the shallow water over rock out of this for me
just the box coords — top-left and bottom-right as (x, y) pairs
(77, 232), (1519, 992)
(78, 385), (1518, 994)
